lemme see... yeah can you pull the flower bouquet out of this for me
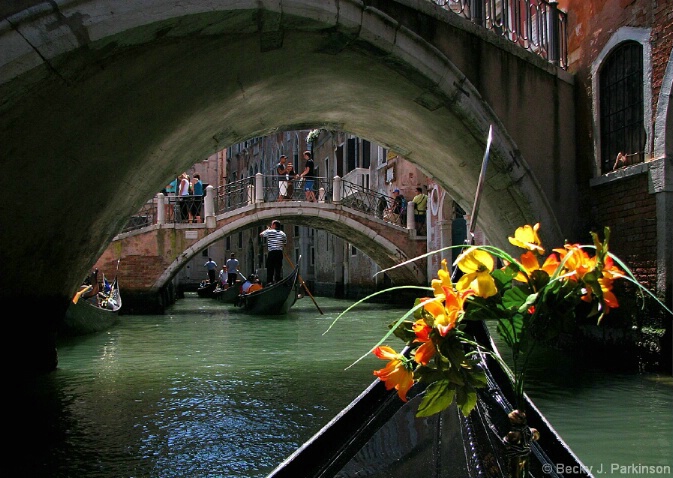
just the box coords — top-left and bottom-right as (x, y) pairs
(329, 223), (671, 477)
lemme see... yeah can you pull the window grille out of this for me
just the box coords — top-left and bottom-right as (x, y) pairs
(599, 41), (645, 173)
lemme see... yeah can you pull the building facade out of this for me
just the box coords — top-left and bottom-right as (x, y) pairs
(561, 0), (672, 365)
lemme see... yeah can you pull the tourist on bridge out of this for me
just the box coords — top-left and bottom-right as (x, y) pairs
(299, 150), (316, 202)
(285, 163), (295, 200)
(191, 173), (204, 223)
(260, 219), (287, 284)
(277, 155), (291, 202)
(412, 187), (428, 235)
(178, 173), (191, 223)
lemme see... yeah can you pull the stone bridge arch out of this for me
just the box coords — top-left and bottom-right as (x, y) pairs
(1, 0), (575, 373)
(107, 202), (428, 296)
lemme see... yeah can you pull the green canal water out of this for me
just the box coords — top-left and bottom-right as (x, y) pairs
(14, 294), (672, 477)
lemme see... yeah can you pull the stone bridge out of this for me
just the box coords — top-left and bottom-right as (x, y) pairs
(2, 0), (575, 374)
(97, 200), (427, 309)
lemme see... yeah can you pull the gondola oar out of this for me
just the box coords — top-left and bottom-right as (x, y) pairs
(283, 251), (323, 315)
(451, 124), (493, 281)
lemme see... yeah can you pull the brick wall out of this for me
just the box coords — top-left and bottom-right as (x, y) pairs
(591, 172), (658, 291)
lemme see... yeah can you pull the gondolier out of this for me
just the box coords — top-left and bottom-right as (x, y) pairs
(204, 257), (218, 284)
(260, 219), (287, 285)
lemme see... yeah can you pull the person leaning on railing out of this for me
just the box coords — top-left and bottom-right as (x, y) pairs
(412, 187), (428, 234)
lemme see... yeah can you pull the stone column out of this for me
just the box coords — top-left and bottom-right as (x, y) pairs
(157, 193), (166, 224)
(332, 176), (342, 204)
(255, 173), (264, 203)
(204, 185), (216, 228)
(407, 203), (415, 231)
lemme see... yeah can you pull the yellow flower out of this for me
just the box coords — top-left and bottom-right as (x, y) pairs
(373, 345), (415, 401)
(508, 223), (545, 254)
(430, 259), (452, 298)
(454, 247), (497, 298)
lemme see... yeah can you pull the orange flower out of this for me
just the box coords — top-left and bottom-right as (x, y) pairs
(454, 247), (497, 298)
(508, 223), (545, 254)
(373, 345), (415, 401)
(553, 243), (595, 281)
(421, 287), (473, 336)
(514, 250), (561, 283)
(601, 254), (625, 280)
(581, 276), (620, 318)
(412, 319), (436, 365)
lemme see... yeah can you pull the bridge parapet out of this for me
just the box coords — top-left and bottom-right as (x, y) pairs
(121, 175), (417, 234)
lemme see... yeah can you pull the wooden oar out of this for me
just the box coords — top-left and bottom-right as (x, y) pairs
(283, 251), (324, 315)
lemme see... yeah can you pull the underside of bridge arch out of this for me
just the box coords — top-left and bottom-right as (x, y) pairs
(1, 1), (574, 375)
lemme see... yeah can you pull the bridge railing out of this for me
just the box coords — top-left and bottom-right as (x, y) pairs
(431, 0), (568, 69)
(212, 176), (256, 214)
(341, 179), (401, 225)
(120, 175), (408, 235)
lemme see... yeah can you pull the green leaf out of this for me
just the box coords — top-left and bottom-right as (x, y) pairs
(502, 286), (529, 310)
(416, 380), (456, 417)
(455, 384), (478, 416)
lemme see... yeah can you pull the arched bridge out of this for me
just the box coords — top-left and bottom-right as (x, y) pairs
(99, 176), (428, 301)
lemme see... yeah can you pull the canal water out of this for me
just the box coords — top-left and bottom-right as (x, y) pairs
(15, 294), (672, 477)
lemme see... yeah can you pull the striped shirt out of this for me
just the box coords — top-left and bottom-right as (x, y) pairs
(261, 229), (287, 251)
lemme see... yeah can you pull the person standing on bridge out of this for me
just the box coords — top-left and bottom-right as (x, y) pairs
(299, 150), (316, 202)
(178, 173), (191, 223)
(191, 173), (204, 223)
(204, 257), (218, 284)
(411, 186), (428, 235)
(225, 253), (240, 287)
(277, 155), (290, 202)
(260, 219), (287, 284)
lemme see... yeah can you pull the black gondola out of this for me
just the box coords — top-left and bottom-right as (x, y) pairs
(266, 321), (592, 478)
(234, 259), (300, 315)
(196, 280), (217, 298)
(63, 268), (121, 336)
(212, 281), (242, 303)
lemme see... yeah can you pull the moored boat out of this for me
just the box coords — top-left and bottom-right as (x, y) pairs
(63, 268), (121, 336)
(233, 260), (300, 315)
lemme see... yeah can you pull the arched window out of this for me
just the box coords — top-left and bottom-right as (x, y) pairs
(599, 41), (645, 173)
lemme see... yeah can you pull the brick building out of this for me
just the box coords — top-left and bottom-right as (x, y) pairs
(561, 0), (672, 367)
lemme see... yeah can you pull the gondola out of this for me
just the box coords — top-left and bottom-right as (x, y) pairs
(266, 320), (592, 478)
(196, 280), (217, 298)
(212, 281), (242, 304)
(62, 268), (122, 336)
(233, 260), (300, 315)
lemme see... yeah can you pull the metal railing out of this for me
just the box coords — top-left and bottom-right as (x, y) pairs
(212, 176), (255, 214)
(341, 179), (403, 225)
(431, 0), (568, 69)
(121, 175), (406, 234)
(121, 197), (157, 234)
